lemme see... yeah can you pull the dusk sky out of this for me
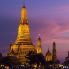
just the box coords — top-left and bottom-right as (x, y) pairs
(0, 0), (69, 62)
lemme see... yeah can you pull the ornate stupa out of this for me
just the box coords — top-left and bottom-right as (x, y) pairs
(8, 5), (36, 64)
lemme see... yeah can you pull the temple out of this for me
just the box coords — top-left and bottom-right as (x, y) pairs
(8, 5), (36, 64)
(8, 1), (59, 65)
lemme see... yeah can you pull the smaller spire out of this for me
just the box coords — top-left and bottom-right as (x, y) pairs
(38, 34), (40, 37)
(38, 34), (41, 40)
(36, 34), (42, 54)
(45, 48), (52, 62)
(37, 34), (41, 47)
(52, 41), (57, 62)
(46, 48), (51, 55)
(53, 42), (56, 46)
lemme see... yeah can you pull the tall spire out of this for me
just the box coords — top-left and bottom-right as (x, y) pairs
(15, 0), (32, 45)
(52, 42), (57, 62)
(8, 0), (36, 64)
(37, 34), (41, 47)
(37, 34), (42, 54)
(20, 0), (28, 24)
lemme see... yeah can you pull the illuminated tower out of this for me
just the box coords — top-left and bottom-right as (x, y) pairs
(36, 34), (42, 54)
(52, 42), (57, 62)
(45, 48), (52, 62)
(8, 4), (36, 64)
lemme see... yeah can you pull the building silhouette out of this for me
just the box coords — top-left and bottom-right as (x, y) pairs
(45, 42), (59, 63)
(64, 51), (69, 66)
(52, 42), (57, 62)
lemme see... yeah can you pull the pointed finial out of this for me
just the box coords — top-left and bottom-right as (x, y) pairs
(38, 34), (41, 39)
(47, 45), (49, 51)
(53, 41), (56, 46)
(48, 48), (49, 50)
(38, 33), (41, 38)
(38, 34), (40, 37)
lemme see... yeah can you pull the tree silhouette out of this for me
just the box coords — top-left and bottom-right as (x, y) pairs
(0, 56), (21, 66)
(26, 51), (46, 68)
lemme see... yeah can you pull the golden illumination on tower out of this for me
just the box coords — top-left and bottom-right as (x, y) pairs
(21, 6), (27, 21)
(36, 34), (42, 54)
(17, 6), (30, 36)
(8, 5), (36, 64)
(45, 49), (52, 62)
(14, 6), (33, 46)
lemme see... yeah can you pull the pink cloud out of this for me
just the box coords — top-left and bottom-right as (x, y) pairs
(57, 5), (69, 13)
(31, 15), (69, 60)
(31, 18), (69, 44)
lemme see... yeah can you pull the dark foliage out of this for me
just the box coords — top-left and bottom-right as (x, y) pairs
(26, 51), (46, 65)
(0, 56), (21, 66)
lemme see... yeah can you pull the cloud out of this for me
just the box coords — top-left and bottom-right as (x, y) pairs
(57, 5), (69, 13)
(30, 17), (69, 46)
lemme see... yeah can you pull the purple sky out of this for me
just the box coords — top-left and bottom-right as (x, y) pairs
(0, 0), (69, 62)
